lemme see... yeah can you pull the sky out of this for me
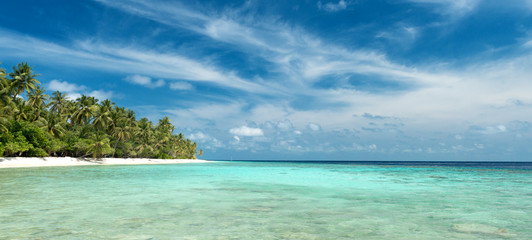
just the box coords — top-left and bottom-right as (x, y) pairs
(2, 0), (532, 161)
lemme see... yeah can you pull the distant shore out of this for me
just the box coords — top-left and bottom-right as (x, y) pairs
(0, 157), (210, 168)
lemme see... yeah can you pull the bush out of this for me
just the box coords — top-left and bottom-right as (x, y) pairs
(1, 132), (31, 156)
(21, 122), (49, 148)
(26, 147), (47, 157)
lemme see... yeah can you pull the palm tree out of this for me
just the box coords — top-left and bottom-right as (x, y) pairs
(63, 100), (78, 127)
(86, 132), (113, 158)
(0, 63), (6, 81)
(108, 106), (125, 133)
(157, 116), (175, 135)
(49, 91), (68, 116)
(0, 64), (15, 119)
(0, 67), (10, 132)
(111, 119), (132, 157)
(8, 62), (40, 100)
(100, 99), (114, 109)
(72, 95), (97, 125)
(93, 99), (113, 130)
(12, 98), (31, 121)
(0, 82), (14, 118)
(26, 86), (49, 121)
(36, 112), (66, 138)
(134, 118), (154, 157)
(125, 109), (137, 126)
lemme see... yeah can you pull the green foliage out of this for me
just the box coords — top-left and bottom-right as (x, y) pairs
(0, 61), (201, 159)
(45, 137), (65, 156)
(20, 122), (49, 149)
(8, 62), (40, 99)
(1, 131), (31, 156)
(26, 146), (47, 157)
(86, 132), (113, 158)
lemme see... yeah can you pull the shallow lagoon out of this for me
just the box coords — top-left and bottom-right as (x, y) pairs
(1, 161), (531, 239)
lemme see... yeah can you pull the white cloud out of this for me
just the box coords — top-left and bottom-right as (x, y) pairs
(189, 131), (209, 141)
(229, 126), (264, 136)
(307, 123), (322, 131)
(125, 74), (151, 85)
(28, 0), (532, 138)
(523, 39), (532, 48)
(47, 80), (86, 93)
(164, 101), (245, 129)
(478, 125), (507, 135)
(67, 93), (82, 101)
(0, 28), (270, 94)
(376, 25), (419, 47)
(4, 1), (532, 159)
(46, 79), (113, 100)
(87, 90), (114, 100)
(407, 0), (480, 18)
(124, 74), (165, 88)
(169, 81), (193, 90)
(276, 119), (294, 131)
(184, 130), (226, 150)
(318, 0), (349, 12)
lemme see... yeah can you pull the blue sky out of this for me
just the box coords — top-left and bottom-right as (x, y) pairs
(2, 0), (532, 160)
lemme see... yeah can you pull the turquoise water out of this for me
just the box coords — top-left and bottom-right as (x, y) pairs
(1, 161), (531, 239)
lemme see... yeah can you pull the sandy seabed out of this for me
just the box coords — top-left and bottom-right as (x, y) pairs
(0, 157), (209, 168)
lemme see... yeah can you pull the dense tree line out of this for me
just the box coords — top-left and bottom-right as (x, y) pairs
(0, 62), (202, 159)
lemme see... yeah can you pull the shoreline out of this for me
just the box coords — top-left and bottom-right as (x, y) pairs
(0, 157), (210, 169)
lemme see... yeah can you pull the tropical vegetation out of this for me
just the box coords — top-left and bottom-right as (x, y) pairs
(0, 62), (201, 159)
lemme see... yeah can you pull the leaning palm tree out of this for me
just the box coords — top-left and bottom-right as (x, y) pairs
(8, 62), (40, 99)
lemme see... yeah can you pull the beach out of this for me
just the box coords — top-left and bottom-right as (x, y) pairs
(0, 157), (209, 168)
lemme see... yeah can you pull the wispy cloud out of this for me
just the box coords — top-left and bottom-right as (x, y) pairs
(169, 81), (193, 91)
(0, 28), (270, 94)
(4, 1), (532, 159)
(407, 0), (480, 18)
(317, 0), (349, 12)
(35, 1), (532, 131)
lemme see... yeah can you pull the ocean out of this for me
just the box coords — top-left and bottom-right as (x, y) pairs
(1, 161), (531, 239)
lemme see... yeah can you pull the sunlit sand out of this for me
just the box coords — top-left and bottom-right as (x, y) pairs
(0, 157), (209, 168)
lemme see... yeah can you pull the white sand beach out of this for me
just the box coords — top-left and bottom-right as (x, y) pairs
(0, 157), (209, 168)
